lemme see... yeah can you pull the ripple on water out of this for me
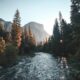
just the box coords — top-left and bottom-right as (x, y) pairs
(28, 52), (60, 80)
(0, 52), (67, 80)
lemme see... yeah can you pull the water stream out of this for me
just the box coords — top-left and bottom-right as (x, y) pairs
(0, 52), (70, 80)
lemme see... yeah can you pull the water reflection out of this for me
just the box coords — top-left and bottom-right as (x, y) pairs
(58, 57), (70, 80)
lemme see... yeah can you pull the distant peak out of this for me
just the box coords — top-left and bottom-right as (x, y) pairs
(0, 18), (4, 21)
(28, 21), (43, 25)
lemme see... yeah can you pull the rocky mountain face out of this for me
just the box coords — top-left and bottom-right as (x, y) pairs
(0, 18), (12, 32)
(24, 22), (49, 44)
(0, 18), (49, 44)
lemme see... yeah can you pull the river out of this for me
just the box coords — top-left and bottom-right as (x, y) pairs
(0, 52), (70, 80)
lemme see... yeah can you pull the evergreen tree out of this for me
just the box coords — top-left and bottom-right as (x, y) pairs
(60, 19), (68, 40)
(58, 12), (73, 56)
(5, 44), (18, 65)
(60, 19), (72, 56)
(25, 26), (36, 53)
(0, 22), (11, 43)
(0, 22), (3, 31)
(53, 19), (60, 41)
(71, 0), (80, 26)
(0, 37), (5, 53)
(4, 32), (11, 43)
(28, 26), (36, 45)
(59, 11), (63, 25)
(71, 0), (80, 36)
(0, 22), (4, 37)
(19, 33), (26, 54)
(13, 9), (21, 26)
(70, 0), (80, 56)
(11, 9), (22, 47)
(52, 19), (61, 56)
(71, 0), (80, 40)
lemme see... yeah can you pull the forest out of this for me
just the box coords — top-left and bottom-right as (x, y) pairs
(0, 0), (80, 79)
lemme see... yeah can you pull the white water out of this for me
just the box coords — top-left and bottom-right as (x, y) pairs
(0, 52), (69, 80)
(28, 52), (59, 80)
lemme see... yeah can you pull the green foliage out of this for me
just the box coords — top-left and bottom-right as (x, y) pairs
(5, 44), (18, 66)
(0, 53), (7, 67)
(0, 44), (18, 67)
(60, 19), (73, 56)
(0, 3), (80, 69)
(0, 37), (5, 53)
(0, 22), (4, 37)
(53, 19), (60, 41)
(23, 26), (36, 53)
(13, 9), (21, 26)
(70, 0), (80, 57)
(71, 0), (80, 26)
(42, 12), (73, 57)
(12, 10), (22, 47)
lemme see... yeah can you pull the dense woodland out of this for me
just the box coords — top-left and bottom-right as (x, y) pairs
(0, 0), (80, 75)
(0, 10), (36, 67)
(40, 0), (80, 60)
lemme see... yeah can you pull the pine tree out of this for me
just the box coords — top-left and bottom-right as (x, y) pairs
(59, 12), (63, 36)
(11, 9), (22, 47)
(71, 0), (80, 38)
(59, 12), (73, 56)
(0, 22), (3, 31)
(52, 19), (61, 55)
(0, 37), (5, 53)
(13, 9), (21, 26)
(59, 12), (69, 41)
(0, 22), (4, 37)
(71, 0), (80, 26)
(70, 0), (80, 56)
(59, 11), (63, 24)
(25, 26), (36, 52)
(71, 0), (80, 35)
(28, 26), (36, 46)
(60, 19), (68, 40)
(53, 18), (60, 41)
(4, 32), (11, 43)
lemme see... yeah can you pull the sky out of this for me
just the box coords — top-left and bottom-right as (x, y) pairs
(0, 0), (71, 35)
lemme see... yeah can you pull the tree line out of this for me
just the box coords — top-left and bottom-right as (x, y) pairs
(42, 0), (80, 59)
(0, 0), (80, 69)
(0, 10), (36, 67)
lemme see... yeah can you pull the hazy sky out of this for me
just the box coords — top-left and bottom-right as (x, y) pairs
(0, 0), (71, 35)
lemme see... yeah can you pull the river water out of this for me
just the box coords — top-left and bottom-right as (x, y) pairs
(0, 52), (70, 80)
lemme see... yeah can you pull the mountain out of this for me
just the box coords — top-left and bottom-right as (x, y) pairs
(0, 18), (49, 44)
(0, 18), (12, 32)
(24, 22), (49, 44)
